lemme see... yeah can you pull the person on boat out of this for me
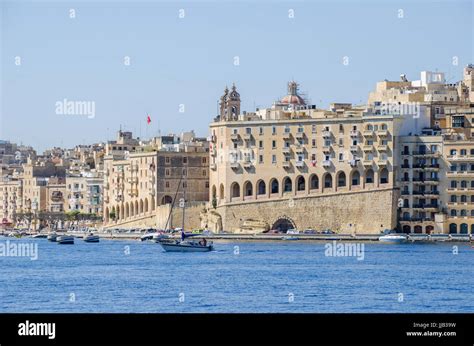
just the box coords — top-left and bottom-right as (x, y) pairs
(181, 231), (185, 241)
(199, 238), (207, 246)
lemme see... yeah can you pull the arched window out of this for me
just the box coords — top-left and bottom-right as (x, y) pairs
(471, 224), (474, 234)
(351, 171), (361, 186)
(283, 177), (292, 192)
(219, 184), (225, 199)
(125, 203), (129, 218)
(257, 180), (266, 195)
(449, 223), (457, 234)
(451, 209), (457, 217)
(270, 179), (279, 194)
(461, 180), (468, 188)
(460, 223), (468, 234)
(414, 225), (422, 234)
(379, 168), (389, 184)
(212, 185), (217, 199)
(296, 176), (305, 191)
(244, 181), (253, 197)
(324, 173), (332, 188)
(231, 182), (240, 198)
(337, 171), (346, 187)
(144, 198), (149, 213)
(365, 169), (374, 184)
(139, 200), (144, 214)
(309, 174), (319, 190)
(461, 195), (467, 203)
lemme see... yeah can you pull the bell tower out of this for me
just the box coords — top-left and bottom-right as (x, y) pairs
(219, 83), (241, 121)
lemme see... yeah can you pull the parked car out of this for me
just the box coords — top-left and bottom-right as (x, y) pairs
(303, 229), (317, 234)
(286, 229), (300, 235)
(321, 229), (335, 234)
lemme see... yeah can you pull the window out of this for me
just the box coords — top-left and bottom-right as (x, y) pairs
(272, 140), (276, 149)
(165, 169), (170, 176)
(461, 149), (467, 156)
(312, 125), (316, 133)
(259, 140), (263, 149)
(452, 116), (465, 128)
(272, 126), (276, 134)
(284, 126), (290, 133)
(272, 155), (276, 164)
(202, 170), (207, 176)
(165, 182), (170, 188)
(259, 155), (263, 164)
(183, 157), (187, 164)
(202, 157), (207, 164)
(259, 127), (264, 135)
(338, 153), (344, 161)
(312, 139), (316, 147)
(246, 127), (251, 134)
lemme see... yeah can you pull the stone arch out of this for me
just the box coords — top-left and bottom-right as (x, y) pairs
(283, 177), (292, 192)
(460, 223), (468, 234)
(139, 199), (144, 214)
(120, 203), (124, 220)
(134, 200), (139, 213)
(130, 202), (135, 217)
(402, 225), (411, 233)
(231, 182), (240, 198)
(243, 181), (253, 197)
(309, 174), (319, 190)
(212, 185), (217, 199)
(379, 168), (389, 184)
(257, 180), (266, 195)
(323, 172), (333, 188)
(271, 215), (296, 233)
(336, 171), (347, 187)
(151, 197), (155, 211)
(414, 225), (422, 234)
(365, 168), (374, 184)
(144, 198), (149, 213)
(270, 178), (279, 194)
(426, 225), (434, 234)
(219, 184), (225, 200)
(162, 195), (172, 204)
(449, 223), (457, 234)
(350, 170), (361, 187)
(296, 175), (305, 191)
(125, 203), (129, 218)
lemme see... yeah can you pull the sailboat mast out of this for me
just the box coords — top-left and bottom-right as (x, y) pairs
(181, 171), (187, 231)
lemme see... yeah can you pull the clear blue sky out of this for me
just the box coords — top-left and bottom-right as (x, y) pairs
(1, 0), (473, 152)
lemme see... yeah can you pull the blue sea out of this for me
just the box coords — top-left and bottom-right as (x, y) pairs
(0, 237), (473, 313)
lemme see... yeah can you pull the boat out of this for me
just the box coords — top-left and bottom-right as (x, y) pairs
(156, 174), (214, 253)
(282, 236), (299, 240)
(158, 238), (214, 252)
(57, 235), (74, 244)
(32, 234), (47, 239)
(378, 234), (408, 243)
(83, 233), (99, 243)
(47, 233), (58, 242)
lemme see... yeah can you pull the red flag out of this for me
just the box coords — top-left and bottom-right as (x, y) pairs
(147, 114), (151, 124)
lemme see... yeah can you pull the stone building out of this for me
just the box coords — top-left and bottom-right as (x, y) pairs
(102, 131), (209, 228)
(208, 82), (399, 233)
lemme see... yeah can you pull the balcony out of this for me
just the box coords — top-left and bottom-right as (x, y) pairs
(363, 159), (373, 167)
(362, 145), (374, 152)
(127, 177), (138, 184)
(243, 161), (253, 169)
(322, 145), (332, 153)
(282, 131), (292, 139)
(242, 133), (252, 141)
(295, 131), (305, 139)
(230, 133), (240, 141)
(363, 130), (374, 137)
(322, 130), (332, 138)
(401, 164), (410, 169)
(295, 161), (305, 168)
(210, 163), (217, 170)
(350, 130), (359, 137)
(210, 147), (217, 156)
(350, 145), (358, 152)
(412, 150), (439, 158)
(377, 145), (388, 152)
(377, 130), (389, 137)
(282, 147), (291, 154)
(349, 159), (359, 167)
(401, 151), (410, 156)
(294, 145), (305, 153)
(230, 162), (240, 169)
(377, 159), (388, 166)
(322, 160), (331, 168)
(282, 161), (291, 169)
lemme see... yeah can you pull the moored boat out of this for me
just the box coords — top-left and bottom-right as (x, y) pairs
(57, 235), (74, 244)
(47, 233), (58, 242)
(84, 233), (99, 243)
(378, 234), (408, 243)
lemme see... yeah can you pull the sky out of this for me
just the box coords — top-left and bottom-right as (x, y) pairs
(0, 0), (473, 152)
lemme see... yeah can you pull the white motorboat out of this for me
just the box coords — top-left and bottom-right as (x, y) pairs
(282, 236), (299, 241)
(32, 234), (47, 239)
(158, 239), (214, 252)
(47, 233), (58, 242)
(83, 233), (99, 243)
(378, 234), (408, 243)
(57, 235), (74, 244)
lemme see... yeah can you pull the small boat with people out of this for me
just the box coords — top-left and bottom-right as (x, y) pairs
(83, 233), (99, 243)
(158, 232), (214, 252)
(156, 175), (214, 253)
(57, 235), (75, 244)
